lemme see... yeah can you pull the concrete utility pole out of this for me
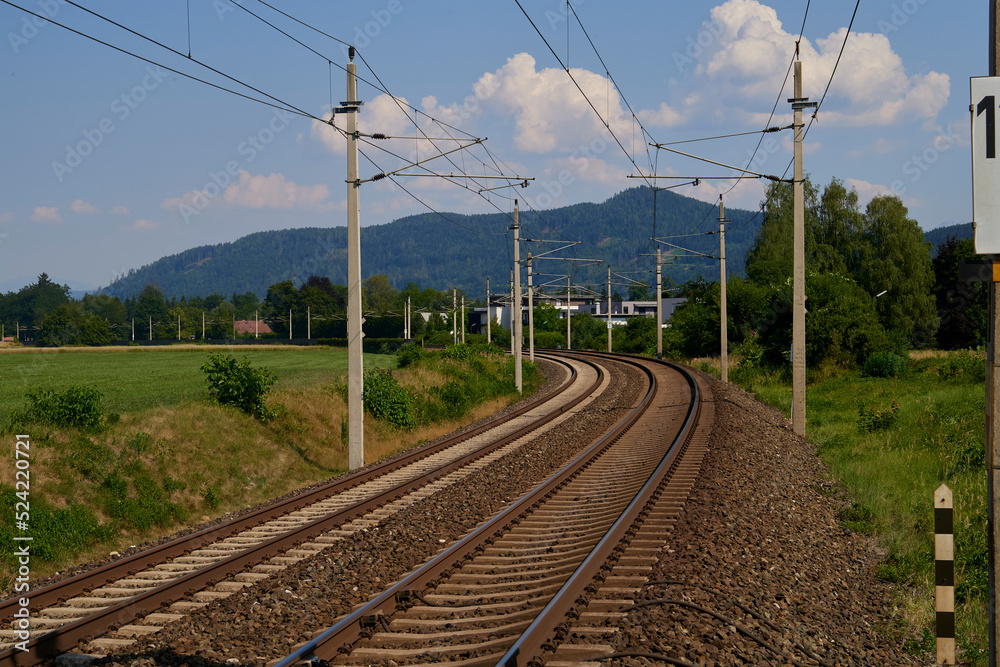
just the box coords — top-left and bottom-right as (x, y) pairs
(148, 316), (151, 341)
(177, 314), (181, 341)
(202, 313), (205, 340)
(452, 289), (457, 345)
(989, 2), (1000, 660)
(131, 318), (134, 342)
(289, 309), (292, 340)
(719, 196), (728, 382)
(566, 275), (572, 350)
(607, 266), (612, 353)
(656, 247), (663, 360)
(513, 202), (523, 392)
(345, 47), (364, 471)
(255, 310), (258, 339)
(789, 59), (811, 436)
(307, 306), (311, 340)
(527, 254), (534, 362)
(461, 295), (466, 344)
(486, 278), (491, 344)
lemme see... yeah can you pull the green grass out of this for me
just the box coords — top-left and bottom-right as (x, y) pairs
(744, 354), (988, 663)
(0, 347), (396, 424)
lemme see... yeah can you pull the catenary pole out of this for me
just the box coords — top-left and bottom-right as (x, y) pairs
(720, 195), (728, 382)
(607, 266), (612, 353)
(791, 59), (807, 436)
(513, 202), (522, 393)
(461, 295), (466, 344)
(346, 48), (364, 471)
(656, 247), (662, 360)
(527, 254), (534, 362)
(567, 275), (572, 350)
(487, 278), (491, 344)
(452, 289), (457, 345)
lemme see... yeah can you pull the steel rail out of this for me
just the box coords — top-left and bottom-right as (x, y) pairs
(270, 353), (660, 666)
(0, 354), (600, 666)
(498, 354), (701, 666)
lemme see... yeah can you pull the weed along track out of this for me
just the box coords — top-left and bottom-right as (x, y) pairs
(0, 353), (614, 664)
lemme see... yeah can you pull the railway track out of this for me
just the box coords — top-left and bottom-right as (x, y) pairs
(0, 352), (610, 665)
(270, 352), (713, 667)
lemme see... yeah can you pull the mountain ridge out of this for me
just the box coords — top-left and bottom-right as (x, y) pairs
(100, 187), (762, 299)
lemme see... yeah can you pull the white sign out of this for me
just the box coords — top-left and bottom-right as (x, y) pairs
(972, 77), (1000, 253)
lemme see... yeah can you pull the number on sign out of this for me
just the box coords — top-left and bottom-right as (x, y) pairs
(978, 95), (996, 159)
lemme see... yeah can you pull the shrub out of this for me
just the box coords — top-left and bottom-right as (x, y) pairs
(9, 385), (110, 431)
(939, 350), (985, 383)
(857, 398), (900, 432)
(201, 353), (276, 421)
(862, 351), (907, 378)
(396, 343), (424, 368)
(363, 369), (415, 428)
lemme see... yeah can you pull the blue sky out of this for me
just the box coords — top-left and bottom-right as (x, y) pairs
(0, 0), (983, 291)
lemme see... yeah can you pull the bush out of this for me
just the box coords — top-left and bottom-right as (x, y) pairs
(9, 385), (111, 431)
(862, 351), (908, 378)
(396, 343), (424, 368)
(363, 369), (415, 428)
(201, 353), (276, 421)
(939, 350), (985, 383)
(857, 398), (900, 432)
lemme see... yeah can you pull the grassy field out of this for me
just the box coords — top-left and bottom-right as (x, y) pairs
(724, 351), (988, 664)
(0, 345), (396, 423)
(0, 343), (541, 591)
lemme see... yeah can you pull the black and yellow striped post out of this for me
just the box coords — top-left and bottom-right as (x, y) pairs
(935, 483), (954, 665)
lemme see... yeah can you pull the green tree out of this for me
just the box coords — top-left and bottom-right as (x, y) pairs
(37, 303), (113, 346)
(262, 280), (298, 337)
(933, 236), (988, 349)
(134, 285), (169, 339)
(858, 195), (938, 346)
(363, 274), (400, 314)
(745, 179), (819, 285)
(532, 302), (562, 333)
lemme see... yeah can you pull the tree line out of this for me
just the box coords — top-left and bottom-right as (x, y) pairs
(0, 273), (481, 346)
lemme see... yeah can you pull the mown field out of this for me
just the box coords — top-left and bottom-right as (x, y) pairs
(0, 343), (540, 591)
(0, 345), (396, 423)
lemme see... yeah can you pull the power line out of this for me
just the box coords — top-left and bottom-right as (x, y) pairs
(514, 0), (656, 187)
(0, 0), (325, 122)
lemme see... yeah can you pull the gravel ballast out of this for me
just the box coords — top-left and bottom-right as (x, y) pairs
(609, 375), (924, 666)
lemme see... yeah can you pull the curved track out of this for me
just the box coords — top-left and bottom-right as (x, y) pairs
(0, 353), (606, 665)
(271, 352), (714, 667)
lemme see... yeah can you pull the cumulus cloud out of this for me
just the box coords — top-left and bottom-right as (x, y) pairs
(70, 199), (100, 214)
(30, 206), (61, 223)
(472, 53), (685, 154)
(112, 205), (130, 215)
(700, 0), (949, 127)
(132, 219), (160, 231)
(223, 171), (332, 210)
(844, 178), (897, 207)
(162, 171), (333, 213)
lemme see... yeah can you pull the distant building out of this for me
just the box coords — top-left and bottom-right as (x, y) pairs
(233, 320), (272, 335)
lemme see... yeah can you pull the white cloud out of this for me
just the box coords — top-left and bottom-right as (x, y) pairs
(472, 53), (684, 154)
(30, 206), (61, 223)
(844, 178), (897, 208)
(132, 219), (160, 231)
(112, 205), (130, 215)
(0, 212), (12, 224)
(70, 199), (100, 214)
(223, 171), (333, 211)
(700, 0), (950, 127)
(162, 171), (333, 213)
(676, 177), (766, 211)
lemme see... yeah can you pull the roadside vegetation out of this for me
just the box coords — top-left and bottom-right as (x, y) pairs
(0, 344), (540, 592)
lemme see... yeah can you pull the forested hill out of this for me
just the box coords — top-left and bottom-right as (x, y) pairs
(924, 222), (972, 251)
(101, 187), (762, 299)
